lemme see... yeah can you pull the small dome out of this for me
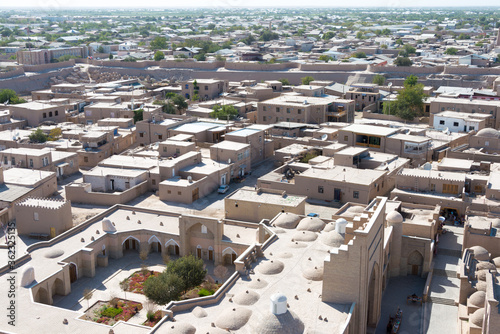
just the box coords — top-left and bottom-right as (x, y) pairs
(476, 281), (487, 292)
(258, 260), (285, 275)
(296, 217), (325, 232)
(476, 261), (496, 271)
(477, 269), (489, 281)
(345, 206), (365, 215)
(254, 309), (304, 334)
(320, 230), (345, 247)
(274, 213), (301, 229)
(192, 306), (207, 318)
(292, 231), (318, 242)
(323, 222), (336, 232)
(19, 266), (35, 288)
(44, 249), (64, 259)
(248, 277), (268, 289)
(492, 257), (500, 268)
(102, 219), (116, 233)
(270, 293), (287, 303)
(386, 210), (404, 225)
(233, 290), (260, 306)
(195, 326), (227, 334)
(157, 322), (196, 334)
(470, 308), (484, 327)
(277, 252), (293, 259)
(468, 291), (486, 308)
(302, 265), (324, 281)
(289, 241), (307, 248)
(476, 128), (500, 138)
(469, 246), (490, 261)
(215, 307), (252, 331)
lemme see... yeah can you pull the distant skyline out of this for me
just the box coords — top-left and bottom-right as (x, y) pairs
(0, 1), (500, 9)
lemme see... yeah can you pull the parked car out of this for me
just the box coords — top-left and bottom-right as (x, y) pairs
(307, 213), (319, 218)
(218, 185), (230, 194)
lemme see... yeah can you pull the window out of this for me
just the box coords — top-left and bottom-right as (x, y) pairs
(441, 107), (445, 111)
(453, 122), (459, 127)
(163, 147), (167, 152)
(29, 159), (33, 167)
(485, 141), (489, 146)
(263, 116), (267, 122)
(43, 113), (47, 118)
(11, 157), (15, 165)
(185, 84), (189, 89)
(276, 107), (280, 113)
(263, 106), (267, 111)
(139, 133), (144, 138)
(34, 212), (39, 221)
(84, 157), (89, 163)
(204, 86), (208, 90)
(152, 179), (156, 185)
(176, 148), (180, 154)
(168, 190), (171, 194)
(177, 191), (181, 195)
(286, 108), (291, 113)
(3, 156), (7, 165)
(49, 112), (52, 117)
(442, 184), (458, 194)
(55, 110), (58, 116)
(431, 184), (435, 192)
(201, 225), (208, 234)
(439, 120), (445, 125)
(344, 135), (348, 141)
(298, 109), (302, 114)
(353, 191), (359, 199)
(318, 186), (324, 193)
(259, 136), (262, 143)
(469, 126), (475, 131)
(158, 135), (163, 140)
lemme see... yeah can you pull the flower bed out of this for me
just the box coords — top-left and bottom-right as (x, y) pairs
(143, 310), (162, 327)
(83, 298), (143, 326)
(182, 282), (222, 300)
(124, 270), (160, 294)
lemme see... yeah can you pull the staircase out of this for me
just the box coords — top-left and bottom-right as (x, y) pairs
(427, 296), (456, 306)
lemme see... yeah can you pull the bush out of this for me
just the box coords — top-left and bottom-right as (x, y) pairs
(198, 288), (214, 297)
(101, 307), (123, 318)
(29, 128), (48, 143)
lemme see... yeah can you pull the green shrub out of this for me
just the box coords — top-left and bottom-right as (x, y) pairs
(101, 307), (123, 318)
(198, 288), (214, 297)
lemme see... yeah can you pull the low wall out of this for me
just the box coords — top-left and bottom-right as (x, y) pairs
(299, 63), (367, 71)
(89, 59), (159, 68)
(224, 61), (298, 71)
(0, 67), (25, 79)
(23, 60), (76, 72)
(0, 67), (75, 94)
(368, 65), (444, 75)
(159, 60), (224, 70)
(65, 181), (149, 206)
(443, 66), (500, 76)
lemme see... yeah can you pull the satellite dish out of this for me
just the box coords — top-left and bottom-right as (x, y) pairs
(187, 176), (193, 183)
(321, 134), (328, 141)
(388, 82), (392, 87)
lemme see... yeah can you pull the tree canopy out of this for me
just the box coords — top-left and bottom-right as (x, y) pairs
(29, 128), (48, 143)
(444, 47), (458, 55)
(301, 76), (315, 85)
(143, 272), (183, 305)
(154, 51), (165, 61)
(150, 36), (167, 50)
(394, 57), (413, 67)
(372, 74), (386, 86)
(0, 89), (26, 104)
(166, 255), (207, 294)
(278, 78), (290, 86)
(383, 76), (426, 121)
(210, 104), (239, 120)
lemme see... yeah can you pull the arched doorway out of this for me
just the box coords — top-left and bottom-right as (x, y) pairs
(367, 263), (379, 327)
(222, 247), (237, 265)
(148, 235), (162, 253)
(36, 287), (49, 304)
(166, 239), (180, 255)
(52, 278), (65, 296)
(102, 245), (106, 256)
(122, 236), (139, 252)
(69, 263), (78, 283)
(208, 246), (214, 261)
(408, 250), (424, 276)
(196, 245), (202, 259)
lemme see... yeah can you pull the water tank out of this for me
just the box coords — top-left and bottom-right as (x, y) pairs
(270, 293), (287, 315)
(335, 218), (348, 234)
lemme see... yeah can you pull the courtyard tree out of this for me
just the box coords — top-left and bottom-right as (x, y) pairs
(29, 128), (48, 143)
(154, 51), (165, 61)
(394, 57), (412, 67)
(404, 74), (418, 87)
(372, 74), (386, 86)
(210, 104), (239, 120)
(172, 94), (188, 113)
(0, 89), (25, 104)
(383, 76), (426, 121)
(444, 47), (458, 55)
(301, 76), (315, 85)
(278, 78), (290, 86)
(143, 272), (183, 305)
(149, 36), (167, 50)
(166, 255), (207, 294)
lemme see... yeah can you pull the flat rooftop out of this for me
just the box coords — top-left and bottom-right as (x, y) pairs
(226, 128), (260, 137)
(301, 165), (385, 185)
(341, 124), (399, 137)
(211, 140), (249, 151)
(173, 122), (226, 134)
(227, 187), (306, 207)
(399, 168), (466, 182)
(85, 166), (147, 178)
(3, 168), (54, 186)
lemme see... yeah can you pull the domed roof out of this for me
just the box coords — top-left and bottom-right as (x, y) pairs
(492, 257), (500, 268)
(102, 219), (116, 233)
(468, 291), (486, 308)
(470, 308), (484, 327)
(386, 210), (404, 225)
(195, 326), (227, 334)
(233, 290), (260, 306)
(320, 230), (345, 248)
(254, 310), (304, 334)
(476, 261), (496, 271)
(476, 281), (487, 292)
(257, 260), (285, 275)
(297, 217), (325, 232)
(277, 252), (293, 259)
(292, 231), (318, 242)
(192, 306), (207, 318)
(157, 322), (196, 334)
(19, 266), (35, 288)
(476, 128), (500, 138)
(302, 265), (324, 281)
(44, 249), (64, 259)
(248, 277), (268, 289)
(469, 246), (490, 261)
(274, 213), (301, 229)
(270, 293), (287, 303)
(323, 222), (336, 232)
(289, 241), (307, 248)
(215, 307), (252, 331)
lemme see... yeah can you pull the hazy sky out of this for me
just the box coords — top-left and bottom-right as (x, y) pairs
(1, 0), (500, 9)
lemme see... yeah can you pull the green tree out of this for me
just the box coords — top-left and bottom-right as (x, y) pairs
(394, 57), (413, 67)
(322, 31), (335, 40)
(278, 78), (290, 85)
(109, 53), (113, 60)
(143, 272), (183, 305)
(383, 83), (426, 121)
(356, 31), (364, 39)
(29, 128), (48, 143)
(404, 75), (418, 87)
(150, 36), (167, 50)
(372, 74), (386, 86)
(444, 47), (458, 55)
(48, 128), (62, 141)
(210, 104), (239, 120)
(97, 46), (104, 53)
(318, 54), (333, 62)
(133, 109), (144, 123)
(259, 30), (279, 42)
(301, 76), (315, 85)
(0, 89), (25, 104)
(166, 255), (207, 294)
(171, 95), (188, 113)
(194, 53), (206, 61)
(398, 44), (416, 57)
(353, 51), (367, 58)
(154, 51), (165, 61)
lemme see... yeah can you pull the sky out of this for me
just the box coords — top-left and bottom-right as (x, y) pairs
(0, 0), (500, 9)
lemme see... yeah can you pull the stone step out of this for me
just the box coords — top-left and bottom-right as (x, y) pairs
(428, 296), (457, 306)
(433, 268), (457, 278)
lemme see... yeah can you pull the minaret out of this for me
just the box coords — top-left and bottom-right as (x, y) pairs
(497, 27), (500, 47)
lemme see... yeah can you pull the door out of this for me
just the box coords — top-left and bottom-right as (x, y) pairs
(412, 265), (419, 275)
(208, 249), (214, 261)
(464, 125), (467, 132)
(197, 248), (202, 258)
(221, 173), (227, 185)
(334, 188), (341, 201)
(110, 179), (115, 191)
(192, 188), (199, 202)
(69, 263), (77, 283)
(50, 227), (56, 239)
